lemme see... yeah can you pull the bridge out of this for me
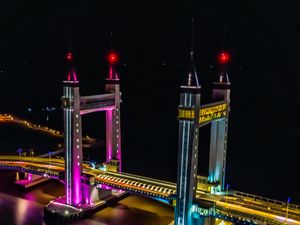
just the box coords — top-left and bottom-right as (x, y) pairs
(0, 46), (299, 224)
(1, 156), (300, 224)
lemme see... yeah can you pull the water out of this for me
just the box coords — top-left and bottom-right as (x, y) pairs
(0, 121), (174, 225)
(0, 171), (174, 225)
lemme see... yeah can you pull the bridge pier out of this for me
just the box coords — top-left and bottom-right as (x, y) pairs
(193, 216), (216, 225)
(44, 181), (129, 221)
(15, 172), (49, 188)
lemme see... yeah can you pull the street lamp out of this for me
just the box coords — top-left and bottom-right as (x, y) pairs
(17, 148), (22, 161)
(286, 197), (291, 223)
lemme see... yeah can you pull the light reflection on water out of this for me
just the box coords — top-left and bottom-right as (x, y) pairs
(0, 171), (174, 225)
(0, 192), (45, 225)
(16, 197), (30, 225)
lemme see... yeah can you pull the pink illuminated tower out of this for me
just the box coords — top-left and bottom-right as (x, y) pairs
(105, 52), (122, 171)
(61, 52), (83, 205)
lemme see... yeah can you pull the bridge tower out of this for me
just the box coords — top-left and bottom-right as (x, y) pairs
(208, 52), (231, 191)
(105, 52), (122, 171)
(175, 45), (201, 224)
(61, 52), (83, 205)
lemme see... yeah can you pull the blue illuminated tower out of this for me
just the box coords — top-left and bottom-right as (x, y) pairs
(175, 28), (201, 224)
(208, 52), (231, 191)
(61, 52), (83, 205)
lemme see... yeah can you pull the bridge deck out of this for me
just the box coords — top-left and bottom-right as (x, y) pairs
(0, 156), (299, 224)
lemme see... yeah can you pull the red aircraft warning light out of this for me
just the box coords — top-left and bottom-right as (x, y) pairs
(218, 52), (230, 64)
(108, 52), (118, 64)
(66, 52), (73, 61)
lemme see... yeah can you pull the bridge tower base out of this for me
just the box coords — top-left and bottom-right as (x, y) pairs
(193, 216), (216, 225)
(44, 186), (129, 221)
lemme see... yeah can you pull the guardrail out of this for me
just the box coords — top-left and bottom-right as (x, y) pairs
(0, 156), (64, 164)
(233, 190), (300, 211)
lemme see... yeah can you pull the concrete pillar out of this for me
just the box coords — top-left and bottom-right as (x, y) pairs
(62, 53), (83, 205)
(105, 74), (121, 171)
(16, 172), (20, 181)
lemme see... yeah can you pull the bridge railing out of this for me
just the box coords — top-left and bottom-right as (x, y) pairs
(0, 163), (62, 179)
(215, 208), (283, 225)
(233, 190), (300, 210)
(0, 156), (64, 164)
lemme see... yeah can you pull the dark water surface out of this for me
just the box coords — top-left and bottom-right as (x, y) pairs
(0, 171), (174, 225)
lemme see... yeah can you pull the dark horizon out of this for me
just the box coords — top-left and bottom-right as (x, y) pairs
(0, 0), (300, 204)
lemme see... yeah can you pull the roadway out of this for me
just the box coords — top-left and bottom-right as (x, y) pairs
(196, 192), (300, 225)
(0, 156), (299, 224)
(0, 114), (95, 143)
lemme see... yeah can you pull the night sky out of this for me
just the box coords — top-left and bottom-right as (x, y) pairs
(0, 1), (300, 203)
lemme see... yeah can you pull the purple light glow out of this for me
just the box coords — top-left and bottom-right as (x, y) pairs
(72, 71), (78, 81)
(117, 139), (121, 172)
(97, 184), (113, 190)
(108, 66), (119, 80)
(24, 192), (36, 202)
(65, 51), (78, 81)
(80, 106), (115, 115)
(27, 173), (32, 181)
(82, 184), (91, 204)
(109, 67), (113, 80)
(67, 71), (78, 82)
(72, 152), (82, 205)
(106, 109), (113, 162)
